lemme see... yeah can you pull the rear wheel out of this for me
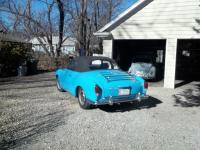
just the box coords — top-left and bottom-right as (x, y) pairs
(56, 77), (65, 92)
(78, 87), (91, 109)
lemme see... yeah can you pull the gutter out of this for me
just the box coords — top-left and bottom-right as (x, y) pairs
(93, 32), (112, 38)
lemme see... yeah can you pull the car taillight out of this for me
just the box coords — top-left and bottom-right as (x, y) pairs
(95, 85), (101, 97)
(144, 82), (148, 89)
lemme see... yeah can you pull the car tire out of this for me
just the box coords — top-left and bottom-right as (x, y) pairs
(78, 87), (91, 109)
(56, 77), (65, 92)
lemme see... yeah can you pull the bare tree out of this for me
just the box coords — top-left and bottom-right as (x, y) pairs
(56, 0), (65, 57)
(79, 0), (87, 56)
(0, 0), (125, 58)
(0, 0), (66, 65)
(0, 18), (8, 33)
(66, 0), (124, 56)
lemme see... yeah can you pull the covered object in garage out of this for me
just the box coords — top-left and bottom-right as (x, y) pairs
(94, 0), (200, 88)
(113, 40), (165, 77)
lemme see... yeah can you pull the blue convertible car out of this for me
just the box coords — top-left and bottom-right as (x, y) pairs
(55, 56), (148, 109)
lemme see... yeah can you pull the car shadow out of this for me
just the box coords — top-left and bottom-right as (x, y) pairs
(98, 96), (162, 113)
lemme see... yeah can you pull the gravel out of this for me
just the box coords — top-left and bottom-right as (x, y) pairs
(0, 72), (200, 150)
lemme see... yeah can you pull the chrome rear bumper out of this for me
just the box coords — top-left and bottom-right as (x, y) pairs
(87, 95), (149, 106)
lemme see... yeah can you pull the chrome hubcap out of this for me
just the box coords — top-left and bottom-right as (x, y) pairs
(57, 80), (61, 89)
(78, 89), (85, 105)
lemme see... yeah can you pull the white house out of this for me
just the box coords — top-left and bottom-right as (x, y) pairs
(95, 0), (200, 88)
(30, 36), (76, 54)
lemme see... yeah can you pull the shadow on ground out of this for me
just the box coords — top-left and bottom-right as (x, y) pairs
(0, 72), (73, 150)
(173, 84), (200, 107)
(0, 72), (56, 91)
(0, 110), (72, 150)
(175, 80), (192, 88)
(98, 96), (162, 113)
(0, 77), (55, 86)
(0, 83), (56, 91)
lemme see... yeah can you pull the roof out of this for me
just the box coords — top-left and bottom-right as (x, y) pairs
(0, 33), (29, 43)
(94, 0), (152, 35)
(30, 37), (76, 45)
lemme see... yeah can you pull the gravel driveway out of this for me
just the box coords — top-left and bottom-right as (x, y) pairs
(0, 72), (200, 150)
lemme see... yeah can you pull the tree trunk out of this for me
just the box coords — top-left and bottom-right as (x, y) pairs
(55, 0), (65, 58)
(79, 0), (87, 56)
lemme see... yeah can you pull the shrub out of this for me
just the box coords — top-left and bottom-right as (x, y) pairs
(0, 41), (32, 77)
(33, 51), (70, 71)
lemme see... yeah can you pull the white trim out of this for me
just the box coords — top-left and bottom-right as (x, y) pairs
(164, 38), (177, 89)
(97, 0), (150, 33)
(93, 32), (111, 37)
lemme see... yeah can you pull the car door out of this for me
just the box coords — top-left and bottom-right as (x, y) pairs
(63, 59), (80, 94)
(61, 60), (76, 91)
(65, 69), (79, 95)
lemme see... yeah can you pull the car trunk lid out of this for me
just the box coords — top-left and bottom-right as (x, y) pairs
(100, 70), (135, 82)
(99, 70), (142, 96)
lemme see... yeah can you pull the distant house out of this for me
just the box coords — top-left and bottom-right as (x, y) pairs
(30, 36), (76, 54)
(95, 0), (200, 88)
(0, 32), (27, 43)
(0, 24), (8, 34)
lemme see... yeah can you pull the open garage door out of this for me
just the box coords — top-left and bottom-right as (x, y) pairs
(113, 40), (166, 80)
(176, 39), (200, 80)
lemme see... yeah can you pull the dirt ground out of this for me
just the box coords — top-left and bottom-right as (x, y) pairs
(0, 72), (200, 150)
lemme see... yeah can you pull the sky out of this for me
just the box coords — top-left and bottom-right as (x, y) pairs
(114, 0), (138, 18)
(120, 0), (138, 10)
(30, 0), (138, 22)
(1, 0), (138, 30)
(31, 0), (138, 24)
(31, 0), (138, 13)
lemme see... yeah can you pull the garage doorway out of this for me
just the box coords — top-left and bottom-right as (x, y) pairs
(176, 39), (200, 81)
(113, 39), (166, 81)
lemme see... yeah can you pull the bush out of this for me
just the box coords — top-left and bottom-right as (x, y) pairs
(33, 51), (71, 71)
(0, 41), (32, 77)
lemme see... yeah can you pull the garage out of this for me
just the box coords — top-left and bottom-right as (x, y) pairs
(176, 39), (200, 81)
(94, 0), (200, 88)
(113, 40), (166, 81)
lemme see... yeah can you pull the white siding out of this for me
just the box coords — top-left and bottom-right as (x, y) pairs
(164, 38), (177, 88)
(112, 0), (200, 39)
(103, 40), (113, 58)
(101, 0), (200, 88)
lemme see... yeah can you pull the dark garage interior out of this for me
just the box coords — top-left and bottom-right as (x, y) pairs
(113, 39), (166, 80)
(176, 39), (200, 81)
